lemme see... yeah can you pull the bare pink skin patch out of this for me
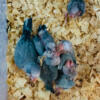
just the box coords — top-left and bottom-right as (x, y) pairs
(56, 44), (64, 56)
(65, 60), (74, 68)
(30, 77), (38, 83)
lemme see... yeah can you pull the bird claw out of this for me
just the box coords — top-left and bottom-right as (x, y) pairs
(30, 77), (38, 83)
(54, 87), (63, 95)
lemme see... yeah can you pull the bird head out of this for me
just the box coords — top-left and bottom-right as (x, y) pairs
(62, 53), (77, 80)
(67, 0), (85, 18)
(68, 5), (81, 18)
(46, 42), (56, 52)
(56, 40), (73, 56)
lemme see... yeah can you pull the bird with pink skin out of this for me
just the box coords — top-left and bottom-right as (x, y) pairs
(14, 18), (41, 83)
(56, 40), (74, 56)
(65, 0), (85, 22)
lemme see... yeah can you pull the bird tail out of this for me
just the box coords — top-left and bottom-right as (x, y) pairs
(38, 25), (47, 33)
(22, 18), (32, 36)
(45, 82), (54, 93)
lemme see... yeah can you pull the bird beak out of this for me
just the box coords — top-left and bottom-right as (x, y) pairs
(56, 43), (64, 55)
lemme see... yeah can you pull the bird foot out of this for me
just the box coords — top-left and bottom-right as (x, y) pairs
(30, 77), (38, 83)
(54, 87), (63, 96)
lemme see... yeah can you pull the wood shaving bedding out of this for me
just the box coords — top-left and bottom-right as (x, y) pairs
(7, 0), (100, 100)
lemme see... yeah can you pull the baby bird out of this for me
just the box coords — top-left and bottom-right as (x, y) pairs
(14, 18), (40, 83)
(56, 40), (74, 56)
(36, 25), (60, 66)
(37, 25), (56, 52)
(55, 71), (75, 91)
(58, 52), (77, 80)
(65, 0), (85, 21)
